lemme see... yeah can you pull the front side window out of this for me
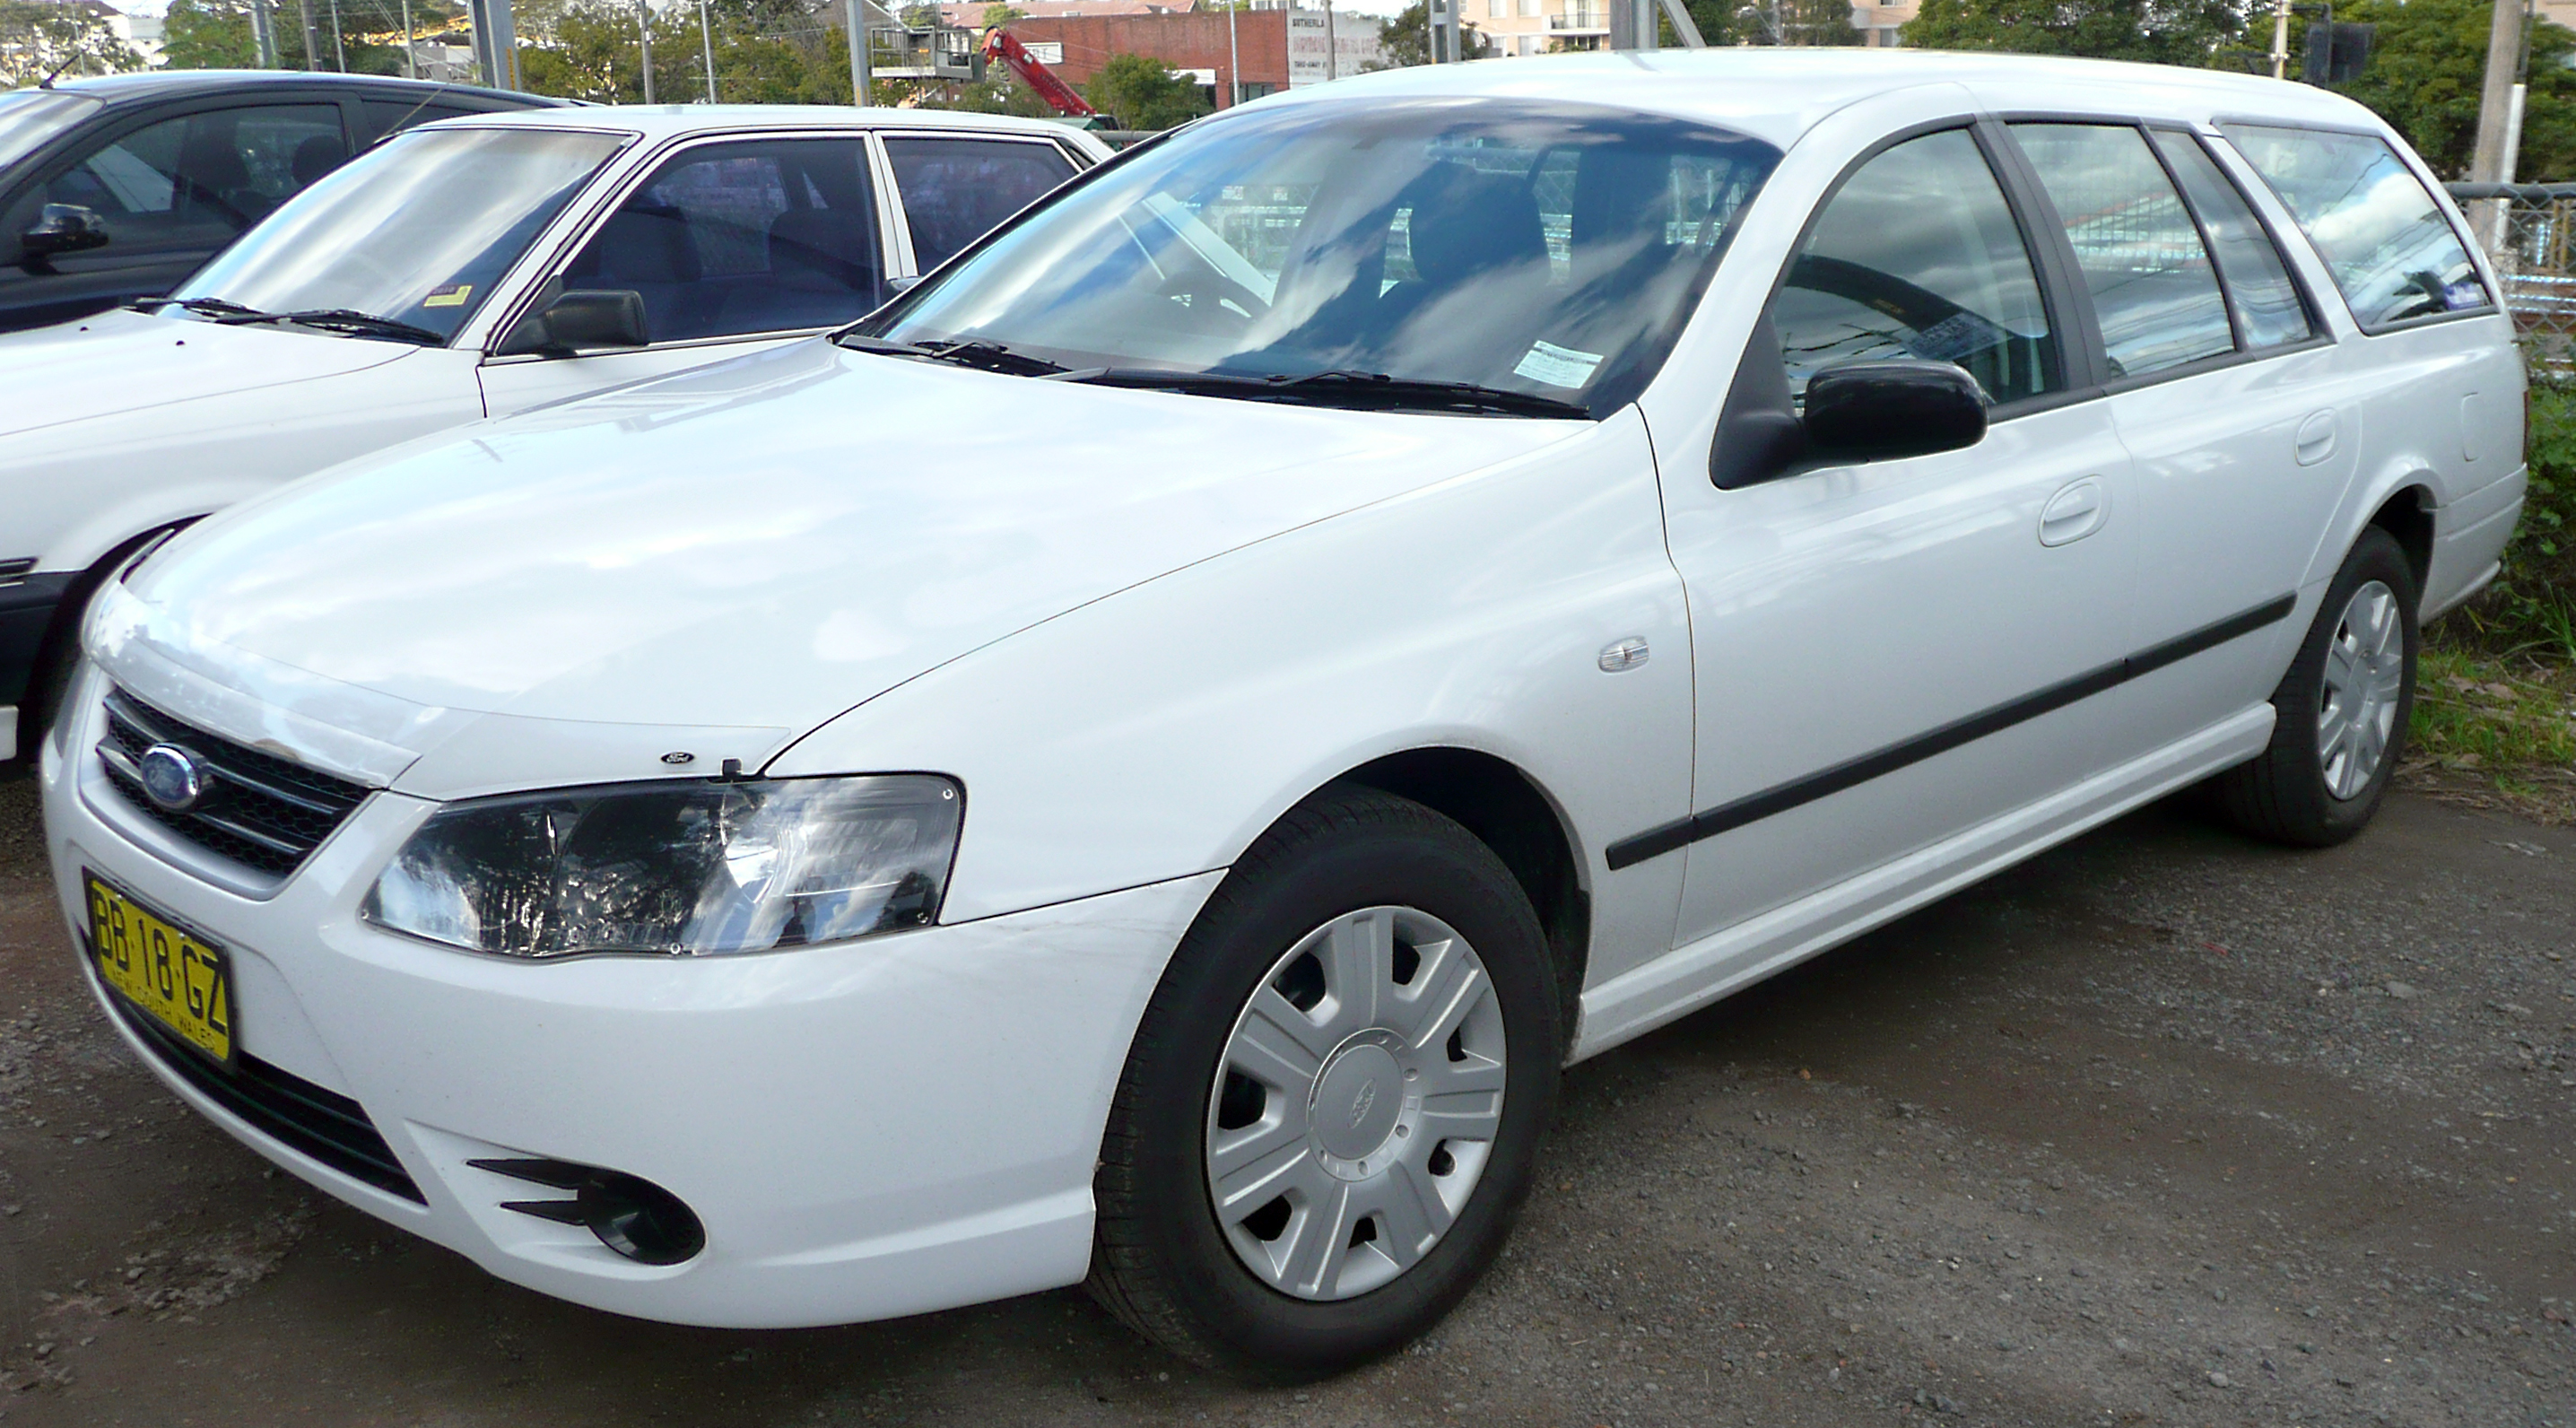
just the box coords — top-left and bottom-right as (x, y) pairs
(560, 136), (883, 344)
(173, 126), (624, 342)
(2011, 123), (2232, 379)
(1770, 128), (2061, 405)
(882, 135), (1074, 273)
(867, 100), (1778, 417)
(39, 103), (344, 251)
(2149, 129), (2312, 350)
(2220, 123), (2490, 329)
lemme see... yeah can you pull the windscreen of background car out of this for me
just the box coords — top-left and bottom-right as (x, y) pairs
(0, 91), (100, 172)
(866, 100), (1780, 416)
(2219, 124), (2492, 329)
(169, 126), (626, 341)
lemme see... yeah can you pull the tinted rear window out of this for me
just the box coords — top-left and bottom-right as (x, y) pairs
(2220, 123), (2488, 329)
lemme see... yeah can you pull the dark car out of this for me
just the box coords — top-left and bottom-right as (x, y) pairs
(0, 70), (562, 334)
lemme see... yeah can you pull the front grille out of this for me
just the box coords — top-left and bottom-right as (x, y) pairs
(104, 993), (425, 1203)
(95, 687), (371, 877)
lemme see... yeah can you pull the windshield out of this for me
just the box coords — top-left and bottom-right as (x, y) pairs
(863, 99), (1778, 416)
(170, 126), (625, 343)
(0, 90), (101, 171)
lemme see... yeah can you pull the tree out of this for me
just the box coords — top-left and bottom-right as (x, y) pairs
(1084, 50), (1209, 129)
(161, 0), (265, 68)
(1901, 0), (2245, 66)
(0, 0), (143, 84)
(980, 3), (1025, 25)
(2322, 0), (2576, 180)
(1371, 0), (1493, 68)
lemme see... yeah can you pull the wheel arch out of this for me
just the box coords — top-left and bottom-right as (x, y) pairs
(5, 518), (193, 765)
(1327, 746), (1591, 1041)
(2363, 482), (2436, 598)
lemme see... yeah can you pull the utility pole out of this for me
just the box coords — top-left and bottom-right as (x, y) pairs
(1225, 0), (1238, 106)
(296, 0), (319, 69)
(2472, 0), (2524, 180)
(2268, 0), (2290, 79)
(699, 0), (718, 101)
(1323, 0), (1336, 80)
(328, 0), (346, 70)
(640, 0), (657, 103)
(249, 0), (277, 66)
(845, 0), (871, 106)
(400, 0), (416, 77)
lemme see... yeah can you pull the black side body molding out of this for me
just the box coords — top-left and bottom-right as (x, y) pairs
(1604, 593), (2298, 871)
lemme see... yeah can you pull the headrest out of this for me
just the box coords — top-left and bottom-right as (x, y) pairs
(1399, 165), (1546, 289)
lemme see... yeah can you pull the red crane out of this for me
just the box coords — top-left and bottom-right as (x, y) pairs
(982, 29), (1098, 118)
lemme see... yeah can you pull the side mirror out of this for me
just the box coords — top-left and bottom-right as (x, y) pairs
(1801, 360), (1989, 463)
(20, 203), (109, 263)
(495, 288), (649, 357)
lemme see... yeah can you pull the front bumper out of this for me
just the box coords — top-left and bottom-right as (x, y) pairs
(39, 678), (1217, 1328)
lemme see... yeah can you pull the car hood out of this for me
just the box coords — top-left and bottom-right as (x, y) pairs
(0, 308), (413, 440)
(92, 339), (1582, 798)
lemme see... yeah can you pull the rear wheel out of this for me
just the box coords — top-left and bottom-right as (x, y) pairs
(1086, 788), (1560, 1380)
(2212, 527), (2418, 846)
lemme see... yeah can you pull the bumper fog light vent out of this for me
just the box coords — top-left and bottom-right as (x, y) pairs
(469, 1157), (706, 1266)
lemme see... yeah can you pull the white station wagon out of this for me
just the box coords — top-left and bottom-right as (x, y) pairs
(0, 104), (1106, 770)
(40, 51), (2525, 1377)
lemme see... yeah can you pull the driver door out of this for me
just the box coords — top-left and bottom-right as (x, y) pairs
(1657, 125), (2141, 950)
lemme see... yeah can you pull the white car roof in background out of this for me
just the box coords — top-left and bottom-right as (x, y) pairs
(414, 102), (1109, 147)
(1253, 49), (2387, 152)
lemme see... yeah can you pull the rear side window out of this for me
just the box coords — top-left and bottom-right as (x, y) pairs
(363, 99), (487, 141)
(1769, 127), (2063, 405)
(882, 135), (1075, 272)
(2148, 130), (2312, 349)
(2011, 123), (2232, 379)
(2220, 123), (2489, 329)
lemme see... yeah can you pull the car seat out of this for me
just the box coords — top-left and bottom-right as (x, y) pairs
(563, 204), (705, 344)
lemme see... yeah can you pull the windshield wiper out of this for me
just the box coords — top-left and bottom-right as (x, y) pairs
(250, 309), (447, 345)
(831, 331), (1066, 377)
(1066, 367), (1590, 419)
(126, 295), (265, 319)
(129, 297), (446, 345)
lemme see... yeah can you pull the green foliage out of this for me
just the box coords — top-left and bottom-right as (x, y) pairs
(1369, 1), (1493, 68)
(980, 3), (1026, 23)
(1900, 0), (2245, 65)
(2320, 0), (2576, 182)
(0, 0), (144, 84)
(2471, 371), (2576, 653)
(1084, 51), (1208, 130)
(907, 71), (1062, 117)
(161, 0), (266, 68)
(157, 0), (469, 78)
(515, 0), (850, 104)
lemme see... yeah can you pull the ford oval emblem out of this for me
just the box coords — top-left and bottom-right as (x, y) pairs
(137, 744), (209, 813)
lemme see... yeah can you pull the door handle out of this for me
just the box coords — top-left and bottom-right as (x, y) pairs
(2295, 410), (2337, 466)
(2039, 476), (2107, 547)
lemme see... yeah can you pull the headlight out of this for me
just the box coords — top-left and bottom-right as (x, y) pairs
(362, 774), (962, 958)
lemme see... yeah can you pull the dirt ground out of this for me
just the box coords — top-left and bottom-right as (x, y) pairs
(0, 771), (2570, 1427)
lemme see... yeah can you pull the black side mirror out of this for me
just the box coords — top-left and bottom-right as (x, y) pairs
(1801, 360), (1989, 463)
(496, 288), (649, 357)
(20, 204), (109, 264)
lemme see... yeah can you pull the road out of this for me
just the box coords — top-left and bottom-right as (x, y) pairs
(1, 771), (2569, 1426)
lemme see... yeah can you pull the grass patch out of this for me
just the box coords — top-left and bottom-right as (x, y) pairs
(2405, 640), (2576, 823)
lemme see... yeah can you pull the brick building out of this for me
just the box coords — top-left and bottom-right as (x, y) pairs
(991, 8), (1379, 108)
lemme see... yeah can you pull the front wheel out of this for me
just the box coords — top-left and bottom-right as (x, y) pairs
(1085, 788), (1562, 1380)
(2212, 526), (2419, 846)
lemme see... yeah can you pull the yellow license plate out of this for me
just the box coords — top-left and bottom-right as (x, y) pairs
(84, 872), (234, 1066)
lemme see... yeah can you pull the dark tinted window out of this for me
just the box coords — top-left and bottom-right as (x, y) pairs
(883, 135), (1075, 272)
(2148, 129), (2311, 350)
(1771, 128), (2061, 405)
(560, 137), (883, 344)
(2011, 123), (2232, 379)
(40, 104), (344, 250)
(2221, 123), (2489, 328)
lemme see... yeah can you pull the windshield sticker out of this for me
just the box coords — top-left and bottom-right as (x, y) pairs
(1513, 340), (1604, 389)
(422, 283), (473, 309)
(1901, 310), (2011, 364)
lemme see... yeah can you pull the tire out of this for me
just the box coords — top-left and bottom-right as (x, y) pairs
(1086, 788), (1562, 1381)
(2212, 526), (2419, 847)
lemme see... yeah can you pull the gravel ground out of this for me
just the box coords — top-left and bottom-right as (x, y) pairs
(0, 771), (2569, 1426)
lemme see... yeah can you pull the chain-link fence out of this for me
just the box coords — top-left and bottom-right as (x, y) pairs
(2450, 182), (2576, 364)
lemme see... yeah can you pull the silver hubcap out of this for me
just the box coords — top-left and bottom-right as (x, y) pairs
(1205, 905), (1507, 1302)
(2318, 579), (2406, 801)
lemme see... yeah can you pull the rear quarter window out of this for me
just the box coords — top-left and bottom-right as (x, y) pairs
(2219, 123), (2490, 329)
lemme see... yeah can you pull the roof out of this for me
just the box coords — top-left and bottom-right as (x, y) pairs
(45, 68), (564, 108)
(1252, 48), (2382, 151)
(415, 102), (1111, 144)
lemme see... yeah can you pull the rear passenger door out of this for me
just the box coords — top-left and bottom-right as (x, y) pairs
(478, 132), (892, 417)
(2003, 121), (2346, 749)
(878, 133), (1077, 280)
